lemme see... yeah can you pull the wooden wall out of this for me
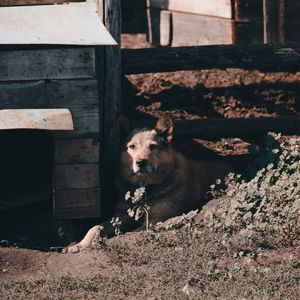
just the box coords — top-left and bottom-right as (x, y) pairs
(0, 46), (101, 219)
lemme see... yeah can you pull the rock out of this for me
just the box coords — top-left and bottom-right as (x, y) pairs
(182, 278), (205, 295)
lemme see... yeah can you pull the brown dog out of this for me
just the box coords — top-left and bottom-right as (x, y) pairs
(66, 114), (230, 253)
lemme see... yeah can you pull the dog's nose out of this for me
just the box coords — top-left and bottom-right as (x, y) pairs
(136, 159), (147, 168)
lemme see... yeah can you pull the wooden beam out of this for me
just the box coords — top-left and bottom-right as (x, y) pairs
(0, 0), (84, 6)
(134, 116), (300, 139)
(122, 43), (300, 74)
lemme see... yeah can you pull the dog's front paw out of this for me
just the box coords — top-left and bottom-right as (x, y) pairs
(62, 243), (85, 254)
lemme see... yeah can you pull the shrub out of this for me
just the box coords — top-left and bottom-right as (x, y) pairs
(208, 133), (299, 248)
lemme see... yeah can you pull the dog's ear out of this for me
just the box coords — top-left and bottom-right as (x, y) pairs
(116, 113), (131, 142)
(155, 113), (173, 143)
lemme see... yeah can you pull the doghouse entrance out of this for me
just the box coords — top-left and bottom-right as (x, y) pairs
(0, 130), (53, 210)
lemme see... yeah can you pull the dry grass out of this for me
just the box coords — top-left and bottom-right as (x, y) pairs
(0, 224), (299, 299)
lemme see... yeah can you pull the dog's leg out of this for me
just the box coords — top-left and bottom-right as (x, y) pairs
(64, 225), (103, 253)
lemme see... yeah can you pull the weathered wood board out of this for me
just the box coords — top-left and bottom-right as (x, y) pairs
(54, 138), (100, 164)
(234, 0), (263, 22)
(54, 163), (100, 190)
(54, 188), (101, 219)
(53, 137), (101, 219)
(0, 48), (95, 81)
(0, 109), (74, 130)
(0, 0), (84, 6)
(147, 0), (233, 19)
(170, 11), (233, 46)
(147, 9), (172, 46)
(122, 43), (300, 74)
(285, 1), (300, 42)
(0, 79), (100, 133)
(147, 9), (263, 47)
(0, 3), (117, 45)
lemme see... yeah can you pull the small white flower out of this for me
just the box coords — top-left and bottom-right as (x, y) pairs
(125, 191), (131, 201)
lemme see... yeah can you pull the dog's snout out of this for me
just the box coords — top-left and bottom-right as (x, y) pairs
(136, 159), (147, 168)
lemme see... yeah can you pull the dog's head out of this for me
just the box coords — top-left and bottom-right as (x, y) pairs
(118, 113), (175, 186)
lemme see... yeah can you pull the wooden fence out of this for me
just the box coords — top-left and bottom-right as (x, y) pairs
(88, 0), (300, 152)
(116, 1), (299, 140)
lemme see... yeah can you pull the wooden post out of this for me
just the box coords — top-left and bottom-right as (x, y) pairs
(278, 0), (286, 43)
(263, 0), (285, 44)
(102, 0), (121, 162)
(100, 0), (122, 215)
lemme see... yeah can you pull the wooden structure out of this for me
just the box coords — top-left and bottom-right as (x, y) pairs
(0, 1), (120, 220)
(122, 43), (300, 74)
(146, 0), (299, 47)
(1, 0), (299, 222)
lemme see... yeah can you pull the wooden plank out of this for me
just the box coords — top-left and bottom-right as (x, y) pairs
(0, 192), (51, 210)
(234, 22), (263, 44)
(235, 0), (263, 22)
(134, 116), (300, 139)
(0, 79), (100, 133)
(122, 43), (300, 74)
(147, 9), (262, 47)
(55, 206), (101, 219)
(285, 21), (300, 43)
(0, 0), (83, 6)
(147, 8), (234, 47)
(0, 109), (74, 130)
(278, 0), (286, 43)
(0, 3), (117, 46)
(147, 9), (171, 46)
(54, 138), (100, 164)
(147, 0), (233, 19)
(55, 189), (101, 209)
(54, 188), (101, 219)
(285, 0), (299, 42)
(0, 48), (95, 81)
(171, 10), (234, 47)
(263, 0), (280, 43)
(54, 163), (100, 190)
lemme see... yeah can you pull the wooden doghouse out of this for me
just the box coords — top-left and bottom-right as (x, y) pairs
(0, 1), (117, 220)
(147, 0), (299, 47)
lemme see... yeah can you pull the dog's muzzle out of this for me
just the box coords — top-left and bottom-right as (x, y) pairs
(132, 159), (154, 175)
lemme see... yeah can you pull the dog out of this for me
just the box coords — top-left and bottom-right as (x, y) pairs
(66, 113), (230, 253)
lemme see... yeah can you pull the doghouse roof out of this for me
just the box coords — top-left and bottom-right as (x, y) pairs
(0, 3), (117, 45)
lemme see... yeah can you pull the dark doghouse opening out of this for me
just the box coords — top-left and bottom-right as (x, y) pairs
(0, 130), (53, 210)
(0, 130), (59, 247)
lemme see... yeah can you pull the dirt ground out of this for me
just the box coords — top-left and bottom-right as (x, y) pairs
(0, 34), (299, 298)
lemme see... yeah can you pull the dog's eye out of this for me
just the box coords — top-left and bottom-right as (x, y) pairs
(128, 144), (136, 150)
(149, 144), (158, 150)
